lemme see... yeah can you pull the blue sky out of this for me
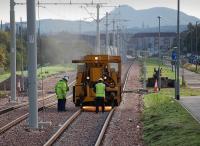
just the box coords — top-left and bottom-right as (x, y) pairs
(0, 0), (199, 23)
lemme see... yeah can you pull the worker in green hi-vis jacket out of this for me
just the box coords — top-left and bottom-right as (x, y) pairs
(55, 76), (69, 112)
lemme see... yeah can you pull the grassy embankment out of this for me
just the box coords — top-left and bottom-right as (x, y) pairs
(0, 64), (76, 82)
(146, 58), (175, 79)
(143, 58), (200, 146)
(183, 63), (200, 74)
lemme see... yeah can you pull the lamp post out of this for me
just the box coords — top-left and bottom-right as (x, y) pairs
(105, 12), (109, 54)
(158, 16), (161, 90)
(96, 3), (100, 54)
(176, 0), (180, 100)
(196, 21), (200, 71)
(190, 29), (193, 54)
(10, 0), (17, 101)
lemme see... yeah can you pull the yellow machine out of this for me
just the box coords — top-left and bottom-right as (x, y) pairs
(72, 55), (121, 107)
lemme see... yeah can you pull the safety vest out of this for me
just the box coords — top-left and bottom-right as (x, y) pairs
(95, 82), (105, 97)
(55, 80), (69, 99)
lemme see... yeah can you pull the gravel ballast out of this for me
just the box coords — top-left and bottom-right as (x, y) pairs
(54, 112), (109, 146)
(102, 62), (144, 146)
(0, 99), (79, 146)
(0, 72), (76, 109)
(0, 64), (137, 146)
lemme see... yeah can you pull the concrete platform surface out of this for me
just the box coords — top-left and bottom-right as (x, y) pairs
(179, 96), (200, 123)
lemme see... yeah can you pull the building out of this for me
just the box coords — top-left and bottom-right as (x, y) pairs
(128, 32), (176, 55)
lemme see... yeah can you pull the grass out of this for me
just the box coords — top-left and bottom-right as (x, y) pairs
(0, 64), (76, 82)
(37, 64), (75, 79)
(146, 58), (175, 79)
(0, 91), (7, 98)
(0, 73), (11, 83)
(183, 63), (200, 74)
(143, 88), (200, 146)
(143, 58), (200, 145)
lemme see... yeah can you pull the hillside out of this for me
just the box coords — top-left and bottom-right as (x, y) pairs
(3, 5), (199, 34)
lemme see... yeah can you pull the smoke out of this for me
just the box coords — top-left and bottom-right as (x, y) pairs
(39, 32), (94, 65)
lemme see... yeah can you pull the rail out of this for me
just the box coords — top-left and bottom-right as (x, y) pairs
(0, 80), (76, 115)
(95, 63), (133, 146)
(0, 94), (72, 134)
(43, 63), (133, 146)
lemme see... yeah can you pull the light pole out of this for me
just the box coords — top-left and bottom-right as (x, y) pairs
(0, 20), (2, 30)
(158, 16), (161, 90)
(10, 0), (17, 101)
(96, 3), (100, 54)
(105, 12), (109, 54)
(190, 29), (193, 54)
(176, 0), (180, 100)
(112, 20), (116, 49)
(196, 21), (200, 71)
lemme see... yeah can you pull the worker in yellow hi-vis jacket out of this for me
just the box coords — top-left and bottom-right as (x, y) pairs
(55, 76), (69, 112)
(94, 78), (105, 113)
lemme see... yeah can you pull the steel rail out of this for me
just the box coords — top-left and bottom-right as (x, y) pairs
(43, 109), (82, 146)
(0, 94), (72, 135)
(95, 107), (115, 146)
(43, 63), (133, 146)
(95, 63), (133, 146)
(0, 80), (76, 115)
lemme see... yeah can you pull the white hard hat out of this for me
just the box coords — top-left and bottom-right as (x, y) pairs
(63, 76), (69, 81)
(99, 78), (103, 81)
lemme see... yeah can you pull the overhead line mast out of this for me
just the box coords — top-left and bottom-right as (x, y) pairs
(37, 1), (106, 54)
(10, 0), (16, 101)
(15, 0), (107, 128)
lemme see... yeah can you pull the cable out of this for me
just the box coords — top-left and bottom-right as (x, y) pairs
(81, 6), (96, 21)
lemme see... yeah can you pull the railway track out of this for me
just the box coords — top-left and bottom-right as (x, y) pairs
(0, 94), (73, 135)
(0, 80), (76, 115)
(0, 80), (76, 135)
(95, 63), (132, 146)
(43, 63), (133, 146)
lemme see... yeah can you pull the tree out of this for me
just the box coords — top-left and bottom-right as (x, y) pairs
(181, 23), (200, 55)
(0, 45), (7, 68)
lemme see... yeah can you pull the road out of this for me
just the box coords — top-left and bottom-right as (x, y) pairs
(165, 59), (200, 88)
(179, 96), (200, 123)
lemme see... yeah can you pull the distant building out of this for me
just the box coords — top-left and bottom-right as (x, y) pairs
(128, 32), (176, 55)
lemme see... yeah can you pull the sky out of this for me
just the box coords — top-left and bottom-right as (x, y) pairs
(0, 0), (199, 23)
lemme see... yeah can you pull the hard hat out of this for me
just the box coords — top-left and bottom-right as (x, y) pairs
(63, 76), (69, 81)
(99, 78), (103, 81)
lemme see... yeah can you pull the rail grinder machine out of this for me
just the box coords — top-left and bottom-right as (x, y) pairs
(72, 55), (121, 107)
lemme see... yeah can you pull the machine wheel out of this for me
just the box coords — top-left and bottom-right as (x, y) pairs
(73, 86), (75, 103)
(75, 99), (80, 107)
(114, 99), (119, 106)
(111, 98), (115, 108)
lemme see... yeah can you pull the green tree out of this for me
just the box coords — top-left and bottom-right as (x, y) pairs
(0, 45), (7, 68)
(181, 23), (200, 54)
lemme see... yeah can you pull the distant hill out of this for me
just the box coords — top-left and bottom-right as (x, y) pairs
(3, 5), (199, 34)
(105, 5), (199, 28)
(37, 19), (95, 34)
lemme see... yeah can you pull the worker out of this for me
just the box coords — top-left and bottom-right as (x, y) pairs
(94, 78), (105, 113)
(55, 76), (69, 112)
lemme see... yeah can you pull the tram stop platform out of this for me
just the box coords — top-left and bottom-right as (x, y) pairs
(179, 96), (200, 123)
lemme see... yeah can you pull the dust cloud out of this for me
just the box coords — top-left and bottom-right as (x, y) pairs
(39, 32), (94, 65)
